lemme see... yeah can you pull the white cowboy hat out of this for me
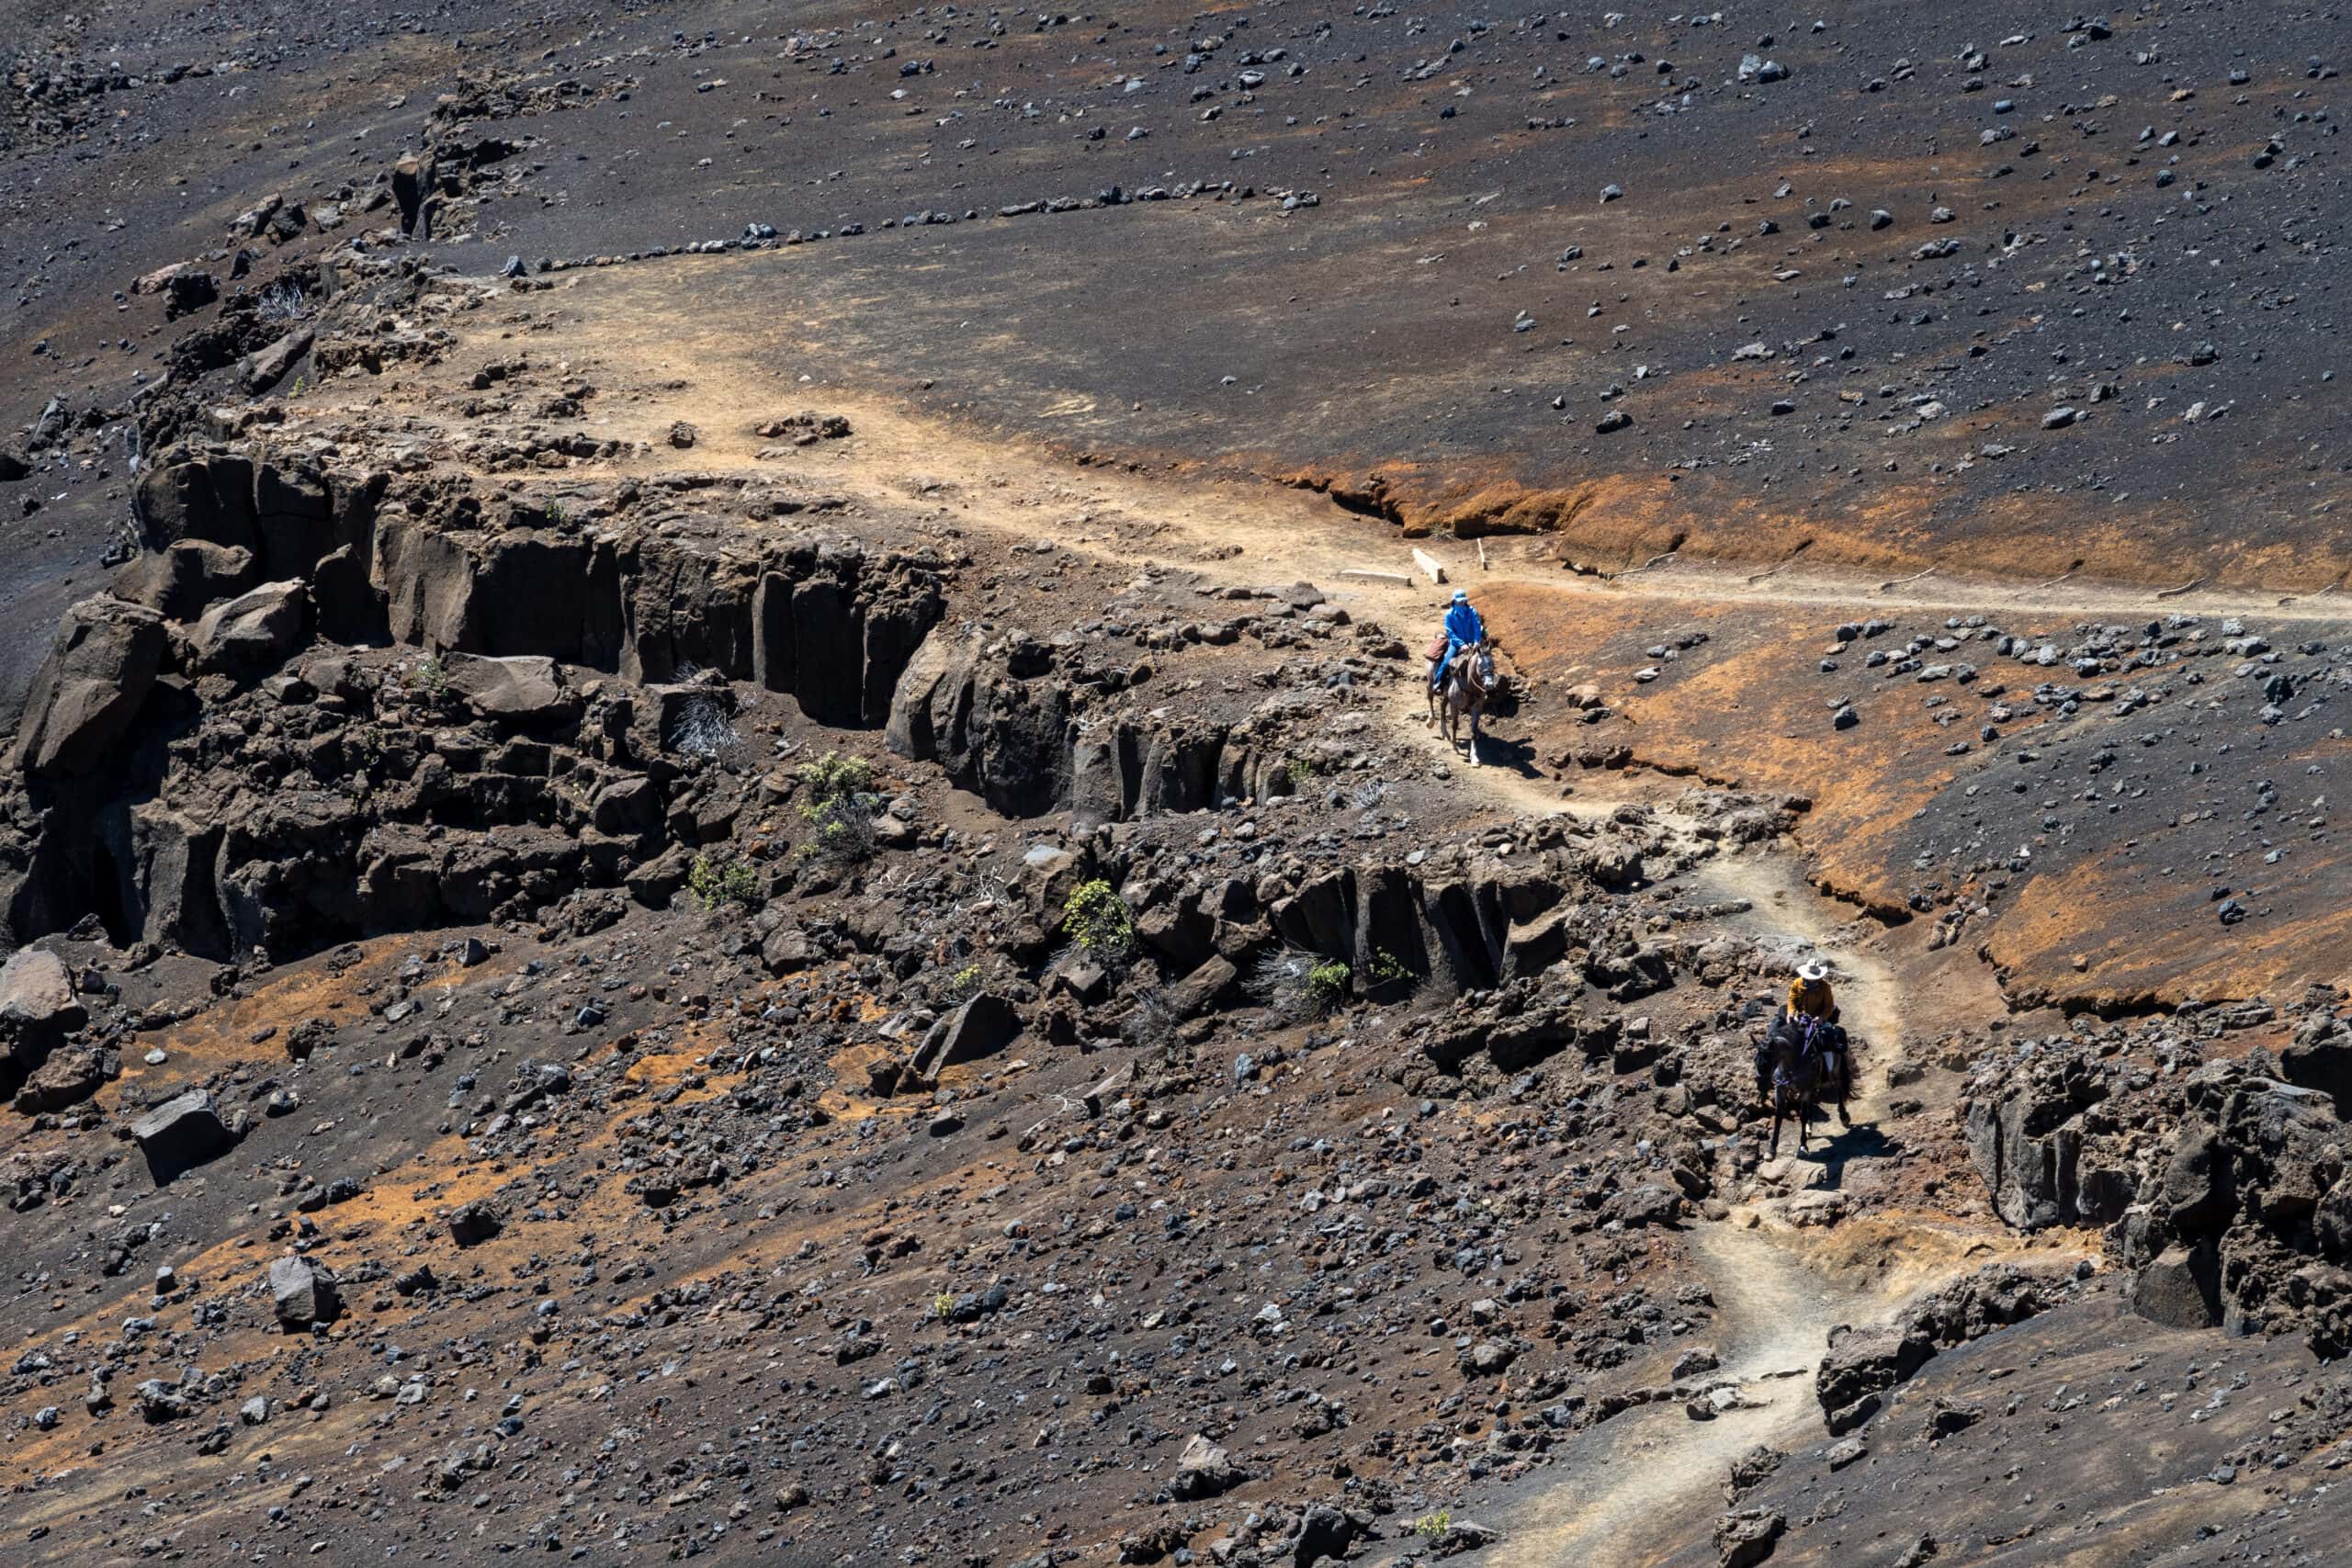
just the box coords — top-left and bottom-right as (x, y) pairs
(1796, 960), (1829, 982)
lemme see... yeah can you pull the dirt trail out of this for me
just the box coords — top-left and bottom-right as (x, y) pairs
(1400, 721), (1985, 1568)
(370, 269), (2352, 632)
(1487, 1222), (1874, 1568)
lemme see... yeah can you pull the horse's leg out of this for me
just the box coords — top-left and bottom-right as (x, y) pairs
(1466, 704), (1482, 768)
(1767, 1103), (1781, 1159)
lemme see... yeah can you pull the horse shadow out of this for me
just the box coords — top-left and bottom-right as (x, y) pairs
(1468, 730), (1544, 779)
(1777, 1117), (1897, 1189)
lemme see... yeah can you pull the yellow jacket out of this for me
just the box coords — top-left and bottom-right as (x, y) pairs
(1786, 975), (1838, 1021)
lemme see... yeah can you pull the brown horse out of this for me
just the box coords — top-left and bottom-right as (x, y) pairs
(1428, 638), (1497, 766)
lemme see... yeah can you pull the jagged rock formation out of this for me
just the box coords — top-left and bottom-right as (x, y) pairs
(1962, 998), (2352, 1356)
(1, 441), (946, 959)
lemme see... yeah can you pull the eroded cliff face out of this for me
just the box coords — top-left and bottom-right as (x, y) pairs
(3, 420), (950, 963)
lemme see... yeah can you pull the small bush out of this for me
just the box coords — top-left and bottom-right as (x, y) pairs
(1250, 949), (1319, 1021)
(1306, 960), (1351, 1011)
(1367, 948), (1412, 985)
(256, 281), (310, 321)
(685, 853), (761, 912)
(1062, 879), (1136, 961)
(409, 656), (448, 697)
(935, 961), (984, 1006)
(1414, 1512), (1452, 1539)
(797, 795), (877, 864)
(1124, 986), (1182, 1058)
(669, 693), (740, 758)
(932, 1291), (956, 1320)
(797, 751), (876, 807)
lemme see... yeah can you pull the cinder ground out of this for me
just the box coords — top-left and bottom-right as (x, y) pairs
(6, 1), (2352, 1565)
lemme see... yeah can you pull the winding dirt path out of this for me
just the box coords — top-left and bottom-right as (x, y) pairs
(1397, 724), (1980, 1568)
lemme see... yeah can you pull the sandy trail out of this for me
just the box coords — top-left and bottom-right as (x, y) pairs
(1487, 1221), (1870, 1568)
(1391, 713), (1996, 1568)
(363, 265), (2352, 632)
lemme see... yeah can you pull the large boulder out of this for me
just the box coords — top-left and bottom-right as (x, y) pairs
(1159, 954), (1240, 1021)
(0, 949), (85, 1072)
(11, 596), (167, 777)
(2226, 1081), (2346, 1230)
(391, 152), (436, 234)
(2281, 1025), (2352, 1119)
(124, 806), (232, 958)
(885, 624), (976, 761)
(907, 993), (1021, 1082)
(1068, 729), (1126, 832)
(268, 1255), (340, 1328)
(137, 452), (259, 556)
(113, 540), (257, 621)
(1164, 1434), (1247, 1501)
(13, 1043), (112, 1112)
(442, 654), (575, 725)
(1814, 1324), (1930, 1435)
(130, 1089), (232, 1182)
(1964, 1083), (2137, 1230)
(2131, 1243), (2222, 1329)
(2159, 1119), (2236, 1235)
(1713, 1510), (1785, 1568)
(239, 328), (313, 396)
(187, 581), (308, 674)
(889, 631), (1071, 817)
(376, 512), (480, 652)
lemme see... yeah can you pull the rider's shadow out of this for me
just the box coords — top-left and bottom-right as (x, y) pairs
(1794, 1119), (1898, 1189)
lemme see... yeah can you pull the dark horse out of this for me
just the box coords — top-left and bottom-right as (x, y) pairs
(1429, 637), (1498, 765)
(1763, 1012), (1853, 1157)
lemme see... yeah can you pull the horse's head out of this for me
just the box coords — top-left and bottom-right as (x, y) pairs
(1473, 644), (1497, 688)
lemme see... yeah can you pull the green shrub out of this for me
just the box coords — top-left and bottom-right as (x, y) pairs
(788, 754), (880, 863)
(410, 656), (449, 696)
(1414, 1512), (1452, 1539)
(797, 751), (876, 807)
(1306, 959), (1351, 1010)
(686, 852), (761, 912)
(1367, 949), (1411, 985)
(797, 795), (876, 863)
(936, 961), (983, 1005)
(1062, 879), (1136, 960)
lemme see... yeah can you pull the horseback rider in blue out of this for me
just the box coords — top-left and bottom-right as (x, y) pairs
(1430, 590), (1485, 694)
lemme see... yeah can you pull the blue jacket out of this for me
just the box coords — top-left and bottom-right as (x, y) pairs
(1443, 602), (1485, 648)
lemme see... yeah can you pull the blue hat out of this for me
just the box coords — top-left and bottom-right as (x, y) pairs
(1452, 589), (1469, 604)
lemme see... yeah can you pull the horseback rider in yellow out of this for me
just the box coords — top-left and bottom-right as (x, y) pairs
(1756, 960), (1852, 1124)
(1786, 963), (1838, 1025)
